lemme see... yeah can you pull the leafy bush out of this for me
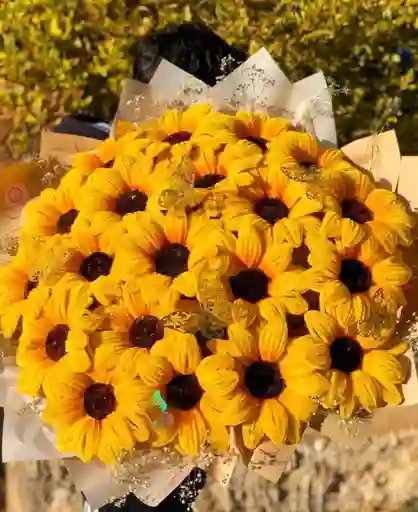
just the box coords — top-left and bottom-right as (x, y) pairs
(0, 0), (417, 157)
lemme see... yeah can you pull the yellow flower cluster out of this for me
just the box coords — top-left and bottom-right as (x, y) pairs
(0, 104), (413, 464)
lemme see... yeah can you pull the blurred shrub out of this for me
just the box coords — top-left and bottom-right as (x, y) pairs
(0, 0), (417, 157)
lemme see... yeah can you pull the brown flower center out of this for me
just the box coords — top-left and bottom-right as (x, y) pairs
(254, 197), (289, 225)
(330, 337), (363, 373)
(79, 252), (113, 282)
(114, 190), (148, 216)
(194, 174), (225, 189)
(341, 198), (372, 224)
(244, 135), (268, 152)
(128, 315), (164, 349)
(229, 268), (269, 304)
(84, 383), (116, 420)
(45, 324), (69, 362)
(339, 259), (371, 294)
(292, 244), (311, 269)
(245, 362), (284, 399)
(163, 131), (192, 145)
(155, 243), (190, 278)
(165, 374), (203, 411)
(56, 209), (79, 234)
(103, 160), (115, 168)
(24, 277), (38, 299)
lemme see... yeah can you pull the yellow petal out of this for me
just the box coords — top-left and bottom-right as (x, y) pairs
(372, 257), (412, 287)
(322, 280), (351, 309)
(163, 212), (188, 244)
(154, 332), (201, 374)
(242, 417), (264, 450)
(281, 336), (330, 376)
(199, 394), (230, 451)
(338, 379), (357, 419)
(381, 383), (404, 405)
(323, 370), (347, 408)
(236, 226), (263, 268)
(278, 387), (317, 422)
(196, 355), (239, 396)
(227, 323), (259, 362)
(368, 220), (397, 254)
(341, 218), (365, 247)
(136, 354), (173, 387)
(304, 310), (338, 344)
(335, 300), (356, 327)
(259, 398), (287, 445)
(352, 294), (371, 323)
(362, 350), (405, 387)
(258, 321), (288, 362)
(172, 271), (197, 298)
(177, 409), (207, 456)
(222, 390), (259, 426)
(282, 218), (303, 247)
(287, 372), (330, 398)
(351, 370), (380, 411)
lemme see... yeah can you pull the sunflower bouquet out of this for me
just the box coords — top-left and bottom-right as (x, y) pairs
(1, 49), (418, 508)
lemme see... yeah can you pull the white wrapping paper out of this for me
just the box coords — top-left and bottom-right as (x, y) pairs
(114, 48), (338, 146)
(65, 455), (194, 509)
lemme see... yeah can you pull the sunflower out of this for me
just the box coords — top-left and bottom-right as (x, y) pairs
(221, 160), (323, 246)
(40, 218), (123, 306)
(321, 166), (413, 252)
(213, 112), (291, 155)
(143, 334), (229, 455)
(43, 366), (152, 464)
(16, 283), (101, 397)
(114, 213), (225, 304)
(60, 133), (146, 193)
(306, 236), (411, 328)
(95, 285), (202, 382)
(140, 104), (223, 160)
(198, 322), (329, 449)
(0, 247), (50, 338)
(21, 184), (84, 242)
(192, 141), (262, 191)
(195, 225), (311, 324)
(300, 309), (409, 417)
(78, 151), (174, 235)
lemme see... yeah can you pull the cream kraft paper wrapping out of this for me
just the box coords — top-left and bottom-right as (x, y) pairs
(114, 48), (337, 146)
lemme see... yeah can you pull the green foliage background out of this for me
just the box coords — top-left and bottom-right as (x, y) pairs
(0, 0), (417, 157)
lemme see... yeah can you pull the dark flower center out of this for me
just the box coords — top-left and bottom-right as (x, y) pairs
(229, 268), (269, 303)
(24, 277), (38, 299)
(244, 135), (268, 152)
(339, 259), (372, 294)
(114, 190), (148, 216)
(84, 383), (116, 420)
(330, 337), (364, 373)
(155, 243), (190, 278)
(292, 244), (310, 269)
(45, 324), (69, 362)
(194, 174), (225, 189)
(56, 209), (79, 234)
(341, 198), (373, 224)
(286, 314), (309, 338)
(163, 131), (192, 145)
(103, 159), (115, 168)
(128, 315), (164, 349)
(79, 252), (113, 282)
(244, 362), (285, 399)
(254, 197), (289, 225)
(165, 374), (203, 411)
